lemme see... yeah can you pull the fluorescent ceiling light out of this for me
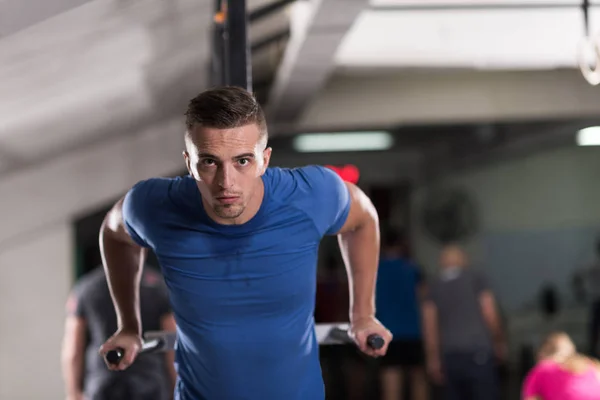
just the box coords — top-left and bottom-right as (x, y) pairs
(293, 131), (393, 152)
(576, 127), (600, 146)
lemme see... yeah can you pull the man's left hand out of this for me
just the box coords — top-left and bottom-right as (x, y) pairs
(349, 317), (393, 357)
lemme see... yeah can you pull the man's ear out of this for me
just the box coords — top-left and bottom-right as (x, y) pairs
(261, 147), (272, 175)
(183, 151), (192, 176)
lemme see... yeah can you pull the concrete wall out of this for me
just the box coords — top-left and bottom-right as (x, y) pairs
(0, 221), (71, 399)
(0, 119), (185, 399)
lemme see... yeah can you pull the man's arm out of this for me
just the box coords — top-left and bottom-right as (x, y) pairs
(61, 313), (86, 400)
(335, 182), (393, 355)
(415, 266), (428, 301)
(422, 300), (439, 355)
(336, 182), (380, 323)
(479, 290), (506, 360)
(300, 166), (390, 354)
(99, 197), (147, 336)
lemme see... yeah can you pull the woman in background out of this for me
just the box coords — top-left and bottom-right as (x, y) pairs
(522, 332), (600, 400)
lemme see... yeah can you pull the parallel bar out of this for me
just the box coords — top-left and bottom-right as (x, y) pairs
(249, 0), (297, 23)
(226, 0), (252, 91)
(210, 0), (227, 87)
(104, 324), (385, 366)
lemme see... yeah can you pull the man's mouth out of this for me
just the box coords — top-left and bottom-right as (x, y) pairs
(216, 196), (239, 205)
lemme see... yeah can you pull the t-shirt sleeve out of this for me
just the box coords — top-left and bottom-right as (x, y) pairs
(423, 280), (438, 304)
(66, 285), (87, 319)
(522, 366), (542, 398)
(297, 165), (351, 236)
(122, 179), (166, 248)
(472, 270), (491, 294)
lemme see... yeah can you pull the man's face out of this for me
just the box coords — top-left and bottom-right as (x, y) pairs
(440, 245), (467, 269)
(183, 123), (271, 223)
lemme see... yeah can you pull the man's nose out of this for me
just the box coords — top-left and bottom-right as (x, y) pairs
(216, 164), (234, 189)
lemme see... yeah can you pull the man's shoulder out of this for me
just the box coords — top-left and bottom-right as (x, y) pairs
(129, 175), (193, 197)
(266, 164), (328, 181)
(265, 165), (339, 196)
(126, 175), (195, 209)
(71, 268), (106, 297)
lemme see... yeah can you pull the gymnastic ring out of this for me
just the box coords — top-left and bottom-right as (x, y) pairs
(578, 36), (600, 86)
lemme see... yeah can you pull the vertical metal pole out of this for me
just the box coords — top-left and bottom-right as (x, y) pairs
(225, 0), (252, 91)
(211, 0), (228, 87)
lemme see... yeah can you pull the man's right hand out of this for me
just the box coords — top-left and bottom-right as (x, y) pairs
(99, 330), (142, 371)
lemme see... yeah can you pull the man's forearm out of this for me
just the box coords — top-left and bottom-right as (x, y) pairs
(422, 303), (440, 361)
(486, 317), (505, 346)
(338, 217), (380, 321)
(62, 355), (83, 397)
(424, 326), (440, 361)
(99, 223), (146, 334)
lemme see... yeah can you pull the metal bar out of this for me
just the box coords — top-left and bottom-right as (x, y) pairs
(226, 0), (252, 91)
(370, 2), (591, 11)
(249, 0), (297, 23)
(211, 0), (228, 86)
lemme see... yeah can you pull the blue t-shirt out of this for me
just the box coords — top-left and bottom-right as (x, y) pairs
(375, 257), (423, 340)
(122, 166), (351, 400)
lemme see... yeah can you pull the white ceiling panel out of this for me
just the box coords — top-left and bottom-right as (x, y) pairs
(370, 0), (581, 6)
(335, 8), (598, 70)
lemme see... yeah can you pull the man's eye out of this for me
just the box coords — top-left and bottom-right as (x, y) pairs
(238, 158), (250, 166)
(201, 159), (216, 166)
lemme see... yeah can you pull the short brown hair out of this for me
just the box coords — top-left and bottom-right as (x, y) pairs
(184, 86), (267, 140)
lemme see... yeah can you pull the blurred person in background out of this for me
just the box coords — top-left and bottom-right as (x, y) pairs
(316, 253), (352, 400)
(522, 331), (600, 400)
(61, 266), (176, 400)
(375, 229), (428, 400)
(422, 244), (506, 400)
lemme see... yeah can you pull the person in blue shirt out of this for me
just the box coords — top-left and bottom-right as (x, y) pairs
(97, 86), (392, 400)
(375, 229), (428, 400)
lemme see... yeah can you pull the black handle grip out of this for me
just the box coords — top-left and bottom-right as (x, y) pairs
(105, 347), (124, 365)
(366, 334), (385, 350)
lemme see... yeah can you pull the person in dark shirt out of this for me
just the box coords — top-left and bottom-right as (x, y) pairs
(376, 230), (428, 400)
(422, 244), (506, 400)
(61, 266), (176, 400)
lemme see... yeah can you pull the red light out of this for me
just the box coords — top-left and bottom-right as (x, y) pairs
(325, 164), (360, 184)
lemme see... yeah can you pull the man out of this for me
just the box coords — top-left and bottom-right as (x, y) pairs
(422, 244), (505, 400)
(98, 86), (392, 400)
(61, 266), (176, 400)
(375, 230), (428, 400)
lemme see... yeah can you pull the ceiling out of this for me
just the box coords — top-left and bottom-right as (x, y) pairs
(0, 0), (290, 177)
(336, 0), (600, 69)
(2, 0), (600, 178)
